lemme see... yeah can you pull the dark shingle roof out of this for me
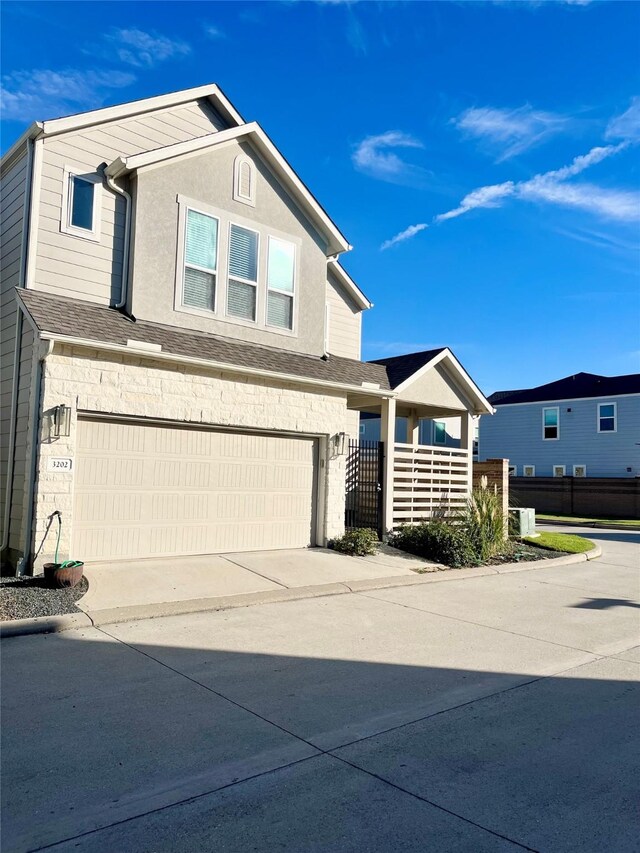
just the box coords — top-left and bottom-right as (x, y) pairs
(18, 289), (390, 391)
(489, 372), (640, 405)
(368, 348), (447, 389)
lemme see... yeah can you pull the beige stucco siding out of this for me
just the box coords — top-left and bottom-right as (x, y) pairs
(34, 101), (226, 305)
(31, 345), (350, 569)
(326, 271), (361, 359)
(130, 139), (329, 355)
(400, 363), (473, 411)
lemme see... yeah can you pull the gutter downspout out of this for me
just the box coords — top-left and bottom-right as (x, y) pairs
(104, 171), (131, 310)
(16, 339), (53, 576)
(1, 136), (35, 555)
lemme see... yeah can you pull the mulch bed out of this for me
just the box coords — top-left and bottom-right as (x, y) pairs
(0, 575), (88, 622)
(484, 542), (570, 566)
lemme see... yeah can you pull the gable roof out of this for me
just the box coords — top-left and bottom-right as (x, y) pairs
(17, 290), (389, 394)
(327, 260), (372, 311)
(369, 348), (447, 388)
(369, 347), (493, 415)
(105, 122), (350, 256)
(489, 372), (640, 405)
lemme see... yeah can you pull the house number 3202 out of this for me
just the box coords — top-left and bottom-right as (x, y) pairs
(48, 458), (73, 472)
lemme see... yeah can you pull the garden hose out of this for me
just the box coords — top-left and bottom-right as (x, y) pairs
(52, 512), (84, 569)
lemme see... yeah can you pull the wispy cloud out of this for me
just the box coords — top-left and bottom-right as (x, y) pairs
(382, 139), (638, 249)
(555, 227), (640, 254)
(203, 24), (226, 40)
(454, 104), (569, 160)
(0, 68), (135, 121)
(606, 97), (640, 143)
(101, 28), (190, 68)
(380, 223), (429, 250)
(352, 131), (426, 185)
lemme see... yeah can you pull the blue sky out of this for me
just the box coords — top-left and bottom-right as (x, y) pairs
(2, 0), (639, 394)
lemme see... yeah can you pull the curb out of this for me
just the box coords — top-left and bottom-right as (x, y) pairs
(0, 546), (602, 638)
(536, 519), (639, 531)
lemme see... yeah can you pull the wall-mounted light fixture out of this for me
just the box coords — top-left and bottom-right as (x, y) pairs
(52, 404), (71, 438)
(331, 432), (348, 457)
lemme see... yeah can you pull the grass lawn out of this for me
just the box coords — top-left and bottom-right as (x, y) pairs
(524, 532), (595, 553)
(537, 514), (640, 528)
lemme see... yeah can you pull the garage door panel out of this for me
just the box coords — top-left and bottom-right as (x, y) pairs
(73, 419), (318, 561)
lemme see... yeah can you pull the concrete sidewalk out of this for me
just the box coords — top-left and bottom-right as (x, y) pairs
(76, 545), (439, 623)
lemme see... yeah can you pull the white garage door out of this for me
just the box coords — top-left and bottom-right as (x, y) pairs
(73, 418), (318, 562)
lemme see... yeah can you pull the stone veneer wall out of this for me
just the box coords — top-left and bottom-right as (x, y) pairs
(31, 344), (351, 570)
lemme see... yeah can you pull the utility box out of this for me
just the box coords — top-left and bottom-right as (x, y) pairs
(509, 507), (536, 537)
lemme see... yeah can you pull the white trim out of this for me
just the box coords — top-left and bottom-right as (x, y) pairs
(40, 83), (244, 136)
(523, 465), (535, 477)
(105, 122), (351, 256)
(24, 136), (44, 289)
(495, 392), (639, 407)
(227, 220), (260, 323)
(597, 401), (617, 433)
(60, 166), (102, 242)
(179, 205), (220, 314)
(328, 259), (372, 311)
(573, 464), (587, 477)
(233, 154), (256, 206)
(324, 303), (331, 355)
(0, 122), (42, 173)
(542, 406), (560, 441)
(392, 348), (494, 416)
(553, 465), (566, 478)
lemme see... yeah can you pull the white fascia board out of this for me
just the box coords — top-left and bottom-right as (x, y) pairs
(36, 331), (395, 398)
(494, 392), (640, 407)
(41, 83), (243, 137)
(328, 260), (372, 311)
(107, 123), (351, 256)
(394, 348), (494, 415)
(0, 122), (42, 172)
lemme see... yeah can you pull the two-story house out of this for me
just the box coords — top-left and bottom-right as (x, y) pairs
(480, 372), (640, 478)
(1, 83), (492, 573)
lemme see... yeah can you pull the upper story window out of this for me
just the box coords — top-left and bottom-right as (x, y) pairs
(233, 156), (256, 206)
(434, 422), (446, 444)
(183, 208), (218, 312)
(542, 407), (559, 440)
(227, 223), (259, 321)
(61, 167), (101, 242)
(267, 237), (295, 330)
(598, 402), (617, 433)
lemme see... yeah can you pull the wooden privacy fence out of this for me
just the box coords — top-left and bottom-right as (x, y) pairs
(392, 443), (471, 527)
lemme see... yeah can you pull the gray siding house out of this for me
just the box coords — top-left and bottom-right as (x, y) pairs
(480, 372), (640, 478)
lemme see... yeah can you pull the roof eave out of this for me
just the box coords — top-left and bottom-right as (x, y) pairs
(328, 260), (373, 311)
(0, 122), (43, 172)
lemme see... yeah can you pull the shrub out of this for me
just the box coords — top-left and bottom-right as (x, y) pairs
(390, 521), (477, 568)
(458, 478), (506, 561)
(330, 528), (379, 556)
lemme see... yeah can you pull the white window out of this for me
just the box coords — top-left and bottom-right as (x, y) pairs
(523, 465), (535, 477)
(573, 464), (587, 477)
(553, 465), (566, 478)
(598, 402), (617, 433)
(227, 223), (259, 322)
(508, 465), (517, 477)
(543, 407), (560, 440)
(61, 167), (101, 241)
(233, 156), (255, 206)
(182, 208), (219, 312)
(434, 422), (446, 444)
(266, 237), (295, 330)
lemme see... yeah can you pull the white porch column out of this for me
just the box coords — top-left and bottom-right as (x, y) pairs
(407, 408), (420, 446)
(380, 396), (397, 537)
(460, 412), (474, 495)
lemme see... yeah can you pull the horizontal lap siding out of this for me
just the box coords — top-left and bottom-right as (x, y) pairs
(0, 152), (27, 549)
(35, 100), (227, 306)
(326, 274), (361, 360)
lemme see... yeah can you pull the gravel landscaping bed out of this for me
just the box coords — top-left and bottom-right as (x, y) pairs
(0, 575), (88, 622)
(485, 541), (570, 565)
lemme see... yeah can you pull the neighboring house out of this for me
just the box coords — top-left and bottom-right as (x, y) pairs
(0, 83), (493, 573)
(480, 372), (640, 478)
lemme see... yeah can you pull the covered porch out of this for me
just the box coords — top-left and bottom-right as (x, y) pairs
(347, 348), (494, 534)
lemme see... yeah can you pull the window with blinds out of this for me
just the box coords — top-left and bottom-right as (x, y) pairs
(183, 209), (218, 312)
(267, 237), (295, 330)
(228, 223), (258, 321)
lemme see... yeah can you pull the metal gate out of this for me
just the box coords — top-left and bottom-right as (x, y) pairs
(345, 439), (384, 537)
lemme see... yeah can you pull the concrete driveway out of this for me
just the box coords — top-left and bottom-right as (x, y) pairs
(2, 527), (638, 852)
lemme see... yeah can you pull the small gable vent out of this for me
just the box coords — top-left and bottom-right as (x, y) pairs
(233, 155), (255, 206)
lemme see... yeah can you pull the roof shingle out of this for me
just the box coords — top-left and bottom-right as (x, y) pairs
(489, 372), (640, 405)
